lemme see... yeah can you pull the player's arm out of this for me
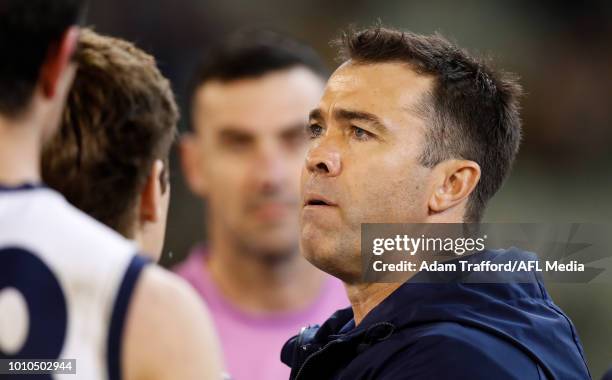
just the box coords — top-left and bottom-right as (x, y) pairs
(122, 265), (225, 380)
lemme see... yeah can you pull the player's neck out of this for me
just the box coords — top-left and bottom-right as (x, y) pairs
(345, 282), (403, 326)
(207, 225), (327, 314)
(0, 114), (42, 185)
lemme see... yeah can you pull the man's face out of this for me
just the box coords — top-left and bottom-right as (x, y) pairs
(186, 67), (324, 258)
(301, 61), (436, 283)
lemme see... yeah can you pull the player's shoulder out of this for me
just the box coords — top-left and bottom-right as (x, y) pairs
(382, 322), (541, 379)
(44, 189), (127, 239)
(25, 187), (134, 253)
(133, 265), (209, 327)
(0, 186), (138, 280)
(122, 265), (224, 380)
(402, 322), (517, 356)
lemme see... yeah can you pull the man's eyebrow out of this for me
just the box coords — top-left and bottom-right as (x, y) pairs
(217, 127), (255, 140)
(308, 108), (323, 121)
(278, 122), (308, 136)
(334, 108), (388, 134)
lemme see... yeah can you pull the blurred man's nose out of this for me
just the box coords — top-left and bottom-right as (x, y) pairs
(305, 138), (341, 177)
(250, 141), (292, 192)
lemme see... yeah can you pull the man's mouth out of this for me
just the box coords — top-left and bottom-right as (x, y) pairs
(248, 200), (297, 221)
(303, 194), (337, 207)
(307, 199), (329, 206)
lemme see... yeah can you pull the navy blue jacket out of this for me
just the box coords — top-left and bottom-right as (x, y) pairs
(282, 249), (591, 379)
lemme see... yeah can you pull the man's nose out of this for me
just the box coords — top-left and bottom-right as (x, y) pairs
(305, 139), (341, 177)
(251, 144), (290, 192)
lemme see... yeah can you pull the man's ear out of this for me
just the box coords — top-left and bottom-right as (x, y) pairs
(140, 160), (165, 224)
(428, 159), (481, 214)
(40, 26), (80, 99)
(179, 133), (208, 197)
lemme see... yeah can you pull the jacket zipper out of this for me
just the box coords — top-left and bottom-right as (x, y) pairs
(294, 340), (341, 380)
(293, 322), (394, 380)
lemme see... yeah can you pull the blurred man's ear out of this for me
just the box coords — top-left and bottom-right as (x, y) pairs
(428, 159), (481, 215)
(140, 160), (165, 224)
(180, 133), (208, 197)
(39, 26), (80, 99)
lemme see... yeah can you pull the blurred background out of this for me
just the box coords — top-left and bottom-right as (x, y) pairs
(85, 0), (612, 377)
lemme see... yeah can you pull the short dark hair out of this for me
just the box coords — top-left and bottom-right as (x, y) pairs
(0, 0), (86, 117)
(337, 26), (522, 222)
(41, 29), (178, 237)
(190, 29), (328, 105)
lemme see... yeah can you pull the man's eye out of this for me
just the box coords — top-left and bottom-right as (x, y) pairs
(282, 127), (308, 150)
(307, 124), (324, 139)
(219, 135), (253, 151)
(352, 126), (371, 140)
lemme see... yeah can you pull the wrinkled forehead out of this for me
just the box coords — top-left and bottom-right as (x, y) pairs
(319, 61), (434, 125)
(193, 67), (325, 136)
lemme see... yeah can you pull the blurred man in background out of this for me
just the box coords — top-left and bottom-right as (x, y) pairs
(0, 2), (223, 377)
(177, 30), (349, 380)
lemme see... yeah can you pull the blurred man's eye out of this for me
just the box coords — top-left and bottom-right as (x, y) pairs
(219, 132), (254, 151)
(307, 123), (324, 139)
(281, 126), (308, 149)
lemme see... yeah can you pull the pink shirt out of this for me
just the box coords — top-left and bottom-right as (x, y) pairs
(174, 247), (349, 380)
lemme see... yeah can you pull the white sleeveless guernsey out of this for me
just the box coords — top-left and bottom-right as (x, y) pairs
(0, 184), (149, 380)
